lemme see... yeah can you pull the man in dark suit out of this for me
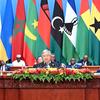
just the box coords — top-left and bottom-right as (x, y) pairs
(51, 54), (61, 67)
(67, 58), (77, 68)
(33, 49), (60, 68)
(78, 55), (92, 66)
(0, 60), (9, 71)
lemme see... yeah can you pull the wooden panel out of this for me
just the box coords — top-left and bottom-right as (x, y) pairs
(64, 89), (85, 100)
(19, 89), (85, 100)
(19, 89), (37, 100)
(10, 66), (32, 71)
(5, 89), (19, 100)
(85, 89), (99, 100)
(0, 77), (100, 100)
(82, 66), (100, 72)
(99, 89), (100, 100)
(0, 89), (4, 100)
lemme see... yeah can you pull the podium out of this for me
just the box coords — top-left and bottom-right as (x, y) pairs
(0, 77), (100, 100)
(10, 66), (100, 72)
(0, 66), (100, 100)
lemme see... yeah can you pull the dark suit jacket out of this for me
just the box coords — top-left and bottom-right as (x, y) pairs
(0, 65), (10, 71)
(78, 59), (92, 66)
(33, 61), (60, 68)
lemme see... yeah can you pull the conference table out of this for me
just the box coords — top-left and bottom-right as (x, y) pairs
(9, 66), (100, 71)
(0, 66), (100, 100)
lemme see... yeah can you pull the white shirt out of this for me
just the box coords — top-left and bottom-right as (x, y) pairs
(12, 60), (25, 66)
(0, 65), (6, 71)
(45, 61), (51, 68)
(83, 61), (87, 66)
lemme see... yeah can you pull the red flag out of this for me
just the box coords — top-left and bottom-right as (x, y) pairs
(38, 0), (51, 48)
(12, 0), (26, 60)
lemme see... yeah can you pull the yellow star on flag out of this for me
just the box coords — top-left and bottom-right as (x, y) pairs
(32, 20), (38, 29)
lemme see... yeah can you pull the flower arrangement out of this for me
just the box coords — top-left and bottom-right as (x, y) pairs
(12, 68), (93, 83)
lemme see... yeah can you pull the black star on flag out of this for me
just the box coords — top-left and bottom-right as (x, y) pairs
(90, 17), (100, 33)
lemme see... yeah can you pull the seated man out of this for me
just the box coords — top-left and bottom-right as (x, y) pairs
(33, 56), (43, 67)
(51, 54), (61, 67)
(0, 60), (9, 71)
(67, 58), (82, 68)
(12, 54), (25, 66)
(33, 49), (60, 68)
(78, 55), (92, 66)
(67, 58), (76, 68)
(6, 59), (12, 67)
(37, 56), (43, 64)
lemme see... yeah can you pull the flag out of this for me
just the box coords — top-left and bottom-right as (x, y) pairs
(88, 0), (100, 65)
(12, 0), (18, 18)
(76, 0), (100, 65)
(12, 0), (26, 61)
(48, 0), (55, 19)
(76, 0), (90, 60)
(38, 0), (51, 48)
(0, 0), (7, 22)
(0, 0), (14, 61)
(74, 0), (81, 17)
(62, 0), (79, 63)
(23, 0), (47, 66)
(89, 0), (100, 40)
(0, 15), (1, 37)
(0, 15), (3, 60)
(51, 0), (64, 62)
(36, 0), (41, 16)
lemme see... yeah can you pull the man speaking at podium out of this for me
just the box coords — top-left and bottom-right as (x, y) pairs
(34, 49), (60, 68)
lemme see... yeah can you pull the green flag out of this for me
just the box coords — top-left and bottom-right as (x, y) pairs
(62, 1), (79, 63)
(23, 0), (46, 66)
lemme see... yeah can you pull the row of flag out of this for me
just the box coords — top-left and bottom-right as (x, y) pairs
(0, 0), (100, 66)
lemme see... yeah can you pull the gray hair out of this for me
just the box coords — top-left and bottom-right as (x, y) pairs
(42, 49), (51, 56)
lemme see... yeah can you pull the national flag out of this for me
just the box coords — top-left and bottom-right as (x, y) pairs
(76, 0), (100, 65)
(0, 14), (3, 60)
(62, 0), (79, 63)
(23, 0), (47, 66)
(88, 0), (100, 65)
(74, 0), (81, 17)
(12, 0), (26, 61)
(12, 0), (18, 18)
(38, 0), (51, 48)
(89, 0), (100, 40)
(0, 0), (14, 61)
(76, 0), (90, 60)
(36, 0), (41, 16)
(48, 0), (55, 19)
(0, 0), (7, 22)
(51, 0), (64, 62)
(0, 15), (1, 37)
